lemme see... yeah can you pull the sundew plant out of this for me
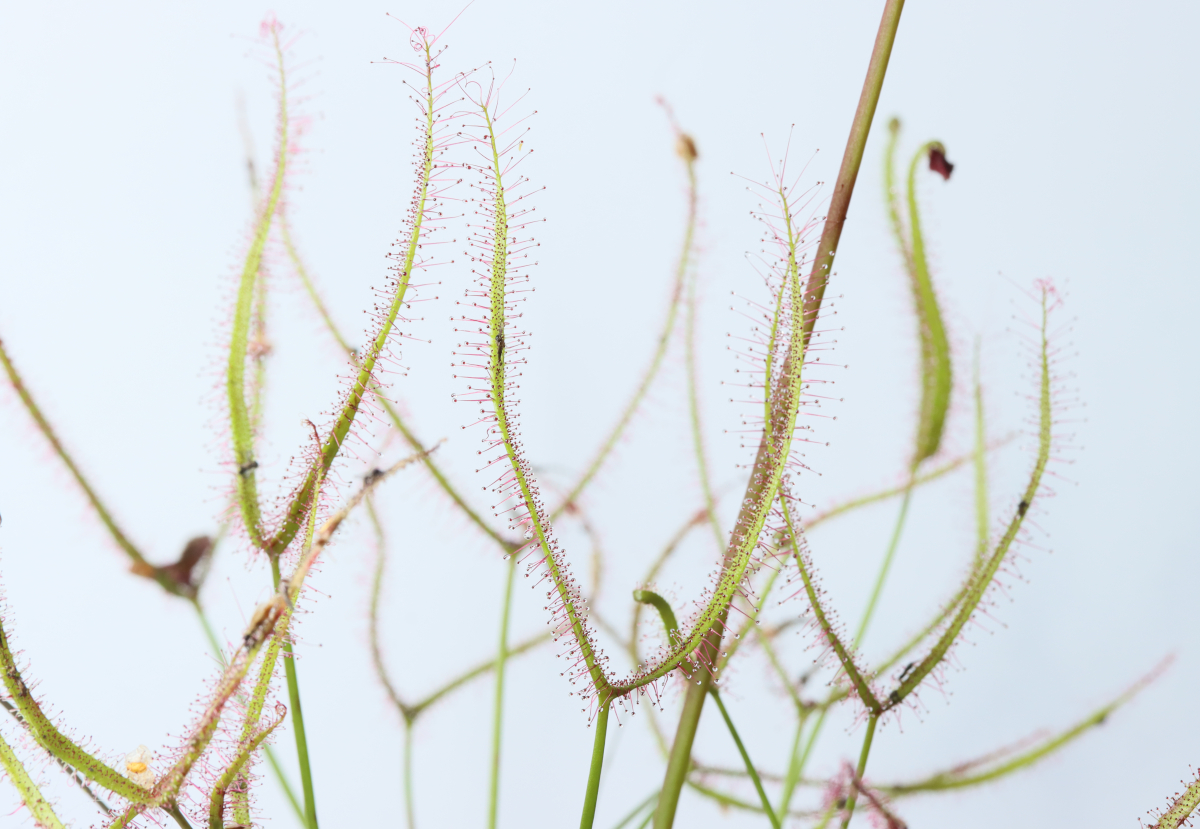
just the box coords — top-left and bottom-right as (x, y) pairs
(0, 3), (1194, 828)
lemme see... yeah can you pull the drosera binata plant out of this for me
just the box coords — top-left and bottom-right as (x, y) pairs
(0, 3), (1183, 829)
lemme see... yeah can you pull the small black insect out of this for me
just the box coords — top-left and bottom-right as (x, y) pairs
(1018, 499), (1029, 516)
(898, 661), (916, 682)
(238, 460), (259, 477)
(364, 468), (385, 486)
(495, 331), (505, 364)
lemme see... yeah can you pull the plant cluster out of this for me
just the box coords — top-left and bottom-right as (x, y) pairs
(0, 4), (1194, 829)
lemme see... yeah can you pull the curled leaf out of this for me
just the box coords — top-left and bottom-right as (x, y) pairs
(928, 145), (953, 180)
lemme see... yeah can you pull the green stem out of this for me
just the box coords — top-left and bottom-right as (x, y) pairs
(653, 668), (712, 829)
(853, 483), (913, 649)
(802, 0), (906, 341)
(973, 339), (990, 567)
(840, 714), (878, 828)
(708, 690), (779, 829)
(656, 4), (907, 819)
(682, 169), (723, 554)
(611, 792), (658, 829)
(404, 721), (416, 829)
(406, 633), (549, 719)
(796, 708), (827, 786)
(192, 601), (224, 664)
(805, 443), (1003, 532)
(813, 802), (839, 829)
(776, 715), (806, 819)
(753, 612), (804, 712)
(166, 802), (195, 829)
(579, 700), (612, 829)
(488, 553), (519, 829)
(263, 742), (306, 825)
(271, 556), (318, 829)
(554, 144), (697, 519)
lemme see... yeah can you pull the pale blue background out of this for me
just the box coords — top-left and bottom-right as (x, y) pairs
(0, 1), (1197, 827)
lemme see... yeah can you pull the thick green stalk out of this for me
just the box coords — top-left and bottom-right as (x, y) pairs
(165, 803), (195, 829)
(654, 673), (710, 829)
(654, 6), (906, 822)
(839, 714), (878, 828)
(487, 552), (519, 829)
(579, 700), (611, 829)
(0, 730), (65, 829)
(803, 0), (906, 338)
(708, 690), (779, 829)
(270, 555), (318, 829)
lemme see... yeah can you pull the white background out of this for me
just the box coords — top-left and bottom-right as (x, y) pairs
(0, 1), (1197, 827)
